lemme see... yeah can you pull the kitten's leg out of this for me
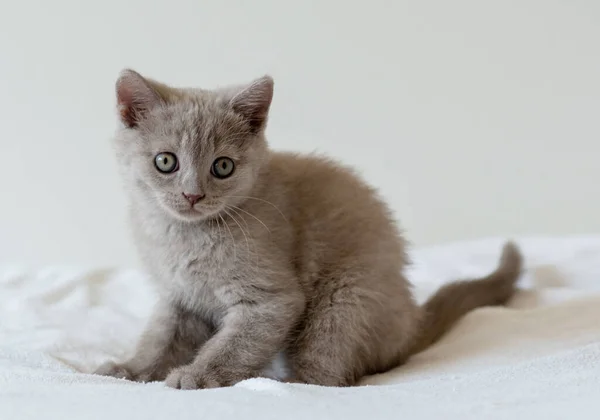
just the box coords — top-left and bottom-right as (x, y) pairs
(165, 293), (303, 389)
(287, 305), (361, 387)
(94, 301), (212, 382)
(288, 284), (412, 387)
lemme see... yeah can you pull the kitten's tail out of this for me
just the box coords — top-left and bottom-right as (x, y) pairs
(407, 241), (523, 357)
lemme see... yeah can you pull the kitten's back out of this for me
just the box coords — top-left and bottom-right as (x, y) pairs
(260, 152), (408, 286)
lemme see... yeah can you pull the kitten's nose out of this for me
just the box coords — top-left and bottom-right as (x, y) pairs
(182, 192), (205, 205)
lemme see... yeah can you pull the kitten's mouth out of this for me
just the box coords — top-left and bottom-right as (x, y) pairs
(158, 193), (224, 221)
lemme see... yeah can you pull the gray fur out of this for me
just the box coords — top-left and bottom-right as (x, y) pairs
(94, 70), (523, 388)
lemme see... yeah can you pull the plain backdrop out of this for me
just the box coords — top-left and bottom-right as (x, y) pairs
(0, 0), (599, 267)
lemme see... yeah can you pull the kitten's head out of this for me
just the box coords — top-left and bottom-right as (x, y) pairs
(113, 69), (273, 222)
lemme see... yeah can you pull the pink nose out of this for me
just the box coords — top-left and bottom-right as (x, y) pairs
(182, 192), (205, 205)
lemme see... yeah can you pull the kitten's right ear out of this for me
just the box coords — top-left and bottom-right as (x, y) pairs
(116, 69), (162, 128)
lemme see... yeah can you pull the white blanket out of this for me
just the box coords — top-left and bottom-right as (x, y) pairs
(1, 236), (600, 419)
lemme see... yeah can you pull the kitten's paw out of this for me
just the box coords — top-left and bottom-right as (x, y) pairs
(94, 361), (133, 380)
(166, 366), (205, 390)
(165, 366), (233, 390)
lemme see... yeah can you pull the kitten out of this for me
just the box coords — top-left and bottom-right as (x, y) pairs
(94, 69), (523, 388)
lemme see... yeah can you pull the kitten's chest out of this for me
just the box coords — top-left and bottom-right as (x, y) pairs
(135, 214), (238, 318)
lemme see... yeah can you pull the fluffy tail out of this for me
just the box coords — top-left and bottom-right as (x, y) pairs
(408, 241), (523, 356)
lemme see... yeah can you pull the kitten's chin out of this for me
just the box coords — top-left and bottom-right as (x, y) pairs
(170, 209), (208, 222)
(162, 204), (222, 223)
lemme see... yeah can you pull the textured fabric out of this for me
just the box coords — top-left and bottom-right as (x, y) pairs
(1, 236), (599, 419)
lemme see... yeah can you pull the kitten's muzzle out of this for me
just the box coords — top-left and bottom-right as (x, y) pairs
(182, 192), (205, 205)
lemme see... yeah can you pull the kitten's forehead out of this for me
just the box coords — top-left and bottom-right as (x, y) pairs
(151, 92), (248, 153)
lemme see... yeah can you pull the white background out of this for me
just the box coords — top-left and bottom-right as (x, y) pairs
(0, 0), (598, 267)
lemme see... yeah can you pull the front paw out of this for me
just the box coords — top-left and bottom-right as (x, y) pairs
(94, 361), (134, 380)
(165, 365), (246, 390)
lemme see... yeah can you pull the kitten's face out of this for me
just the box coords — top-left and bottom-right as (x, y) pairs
(113, 70), (273, 222)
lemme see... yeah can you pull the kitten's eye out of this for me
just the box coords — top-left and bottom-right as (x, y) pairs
(154, 152), (179, 173)
(211, 157), (235, 179)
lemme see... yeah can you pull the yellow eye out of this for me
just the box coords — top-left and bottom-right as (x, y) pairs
(154, 152), (178, 173)
(211, 157), (235, 179)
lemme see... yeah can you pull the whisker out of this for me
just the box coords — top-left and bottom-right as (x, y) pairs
(227, 205), (261, 271)
(228, 204), (271, 234)
(223, 208), (251, 257)
(214, 215), (224, 246)
(228, 195), (288, 223)
(219, 213), (236, 262)
(227, 205), (250, 232)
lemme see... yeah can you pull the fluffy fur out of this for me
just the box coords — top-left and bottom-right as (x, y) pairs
(94, 70), (523, 388)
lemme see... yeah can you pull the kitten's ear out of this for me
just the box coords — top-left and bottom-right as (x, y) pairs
(116, 69), (163, 128)
(229, 76), (274, 133)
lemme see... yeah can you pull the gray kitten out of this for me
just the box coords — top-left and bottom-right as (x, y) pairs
(94, 70), (523, 388)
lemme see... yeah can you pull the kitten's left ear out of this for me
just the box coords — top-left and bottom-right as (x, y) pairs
(229, 76), (274, 133)
(116, 69), (163, 128)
